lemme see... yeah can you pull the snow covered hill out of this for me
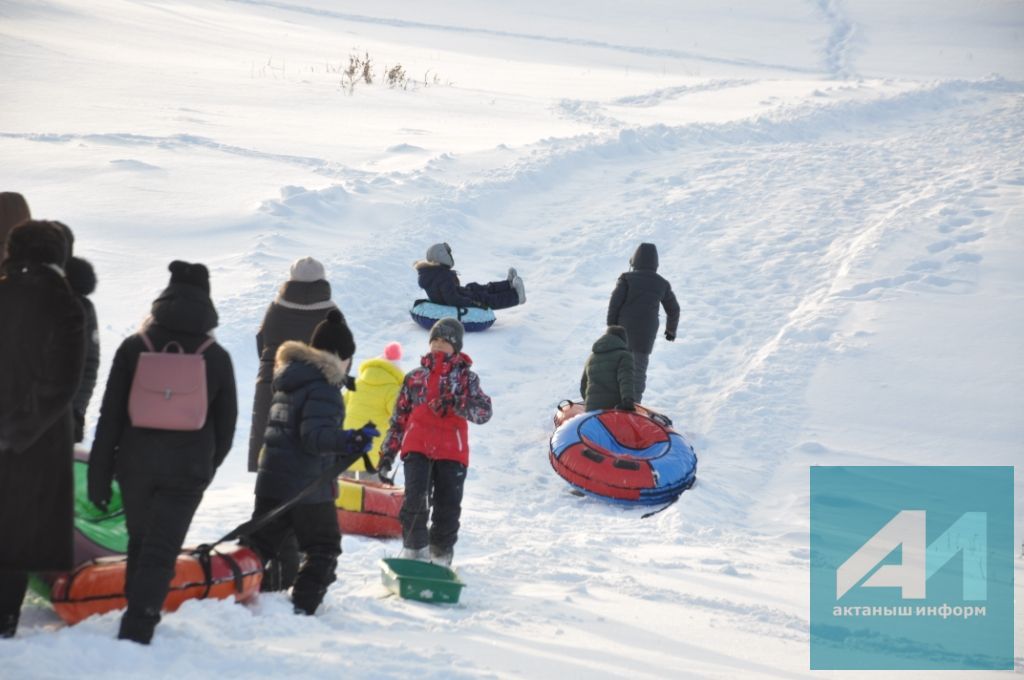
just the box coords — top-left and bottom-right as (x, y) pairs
(1, 1), (1021, 677)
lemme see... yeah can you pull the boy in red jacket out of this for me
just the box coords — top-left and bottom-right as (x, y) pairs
(378, 318), (492, 566)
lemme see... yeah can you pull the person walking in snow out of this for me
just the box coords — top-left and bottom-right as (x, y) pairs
(342, 342), (405, 479)
(415, 242), (525, 310)
(606, 243), (680, 404)
(378, 318), (492, 566)
(0, 221), (86, 639)
(249, 257), (343, 473)
(54, 222), (100, 443)
(87, 261), (238, 645)
(247, 257), (342, 592)
(246, 310), (378, 615)
(580, 325), (636, 412)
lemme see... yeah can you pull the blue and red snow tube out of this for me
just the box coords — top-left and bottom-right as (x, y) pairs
(410, 300), (496, 332)
(549, 404), (697, 505)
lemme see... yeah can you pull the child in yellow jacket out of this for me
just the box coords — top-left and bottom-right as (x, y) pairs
(342, 342), (404, 475)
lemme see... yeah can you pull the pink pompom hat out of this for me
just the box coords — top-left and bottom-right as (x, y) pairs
(382, 341), (402, 362)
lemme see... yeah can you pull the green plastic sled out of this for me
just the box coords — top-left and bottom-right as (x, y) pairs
(379, 558), (465, 604)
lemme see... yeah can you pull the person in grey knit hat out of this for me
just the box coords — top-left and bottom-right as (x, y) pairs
(428, 316), (464, 354)
(249, 257), (342, 472)
(415, 242), (525, 310)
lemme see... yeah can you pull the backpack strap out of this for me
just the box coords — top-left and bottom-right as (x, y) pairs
(195, 337), (216, 355)
(139, 331), (156, 352)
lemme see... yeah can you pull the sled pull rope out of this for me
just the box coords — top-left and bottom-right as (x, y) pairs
(641, 494), (680, 519)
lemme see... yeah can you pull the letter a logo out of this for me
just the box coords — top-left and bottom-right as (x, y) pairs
(837, 510), (926, 599)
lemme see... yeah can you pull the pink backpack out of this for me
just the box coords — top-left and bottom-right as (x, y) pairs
(128, 332), (215, 431)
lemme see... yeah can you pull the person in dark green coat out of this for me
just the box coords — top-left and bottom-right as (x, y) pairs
(580, 326), (636, 411)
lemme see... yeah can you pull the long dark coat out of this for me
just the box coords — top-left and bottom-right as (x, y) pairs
(248, 280), (338, 471)
(580, 332), (635, 411)
(606, 243), (680, 354)
(88, 283), (237, 493)
(0, 262), (86, 570)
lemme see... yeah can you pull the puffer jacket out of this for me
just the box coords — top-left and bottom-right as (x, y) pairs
(380, 351), (492, 467)
(89, 283), (237, 490)
(580, 332), (635, 411)
(415, 262), (477, 308)
(255, 341), (362, 504)
(607, 243), (680, 354)
(342, 357), (404, 470)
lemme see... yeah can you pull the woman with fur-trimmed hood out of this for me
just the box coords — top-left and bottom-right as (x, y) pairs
(248, 310), (378, 616)
(415, 242), (525, 310)
(248, 257), (343, 472)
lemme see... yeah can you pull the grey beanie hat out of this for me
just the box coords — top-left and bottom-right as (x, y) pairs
(425, 242), (454, 267)
(290, 256), (326, 282)
(429, 317), (464, 354)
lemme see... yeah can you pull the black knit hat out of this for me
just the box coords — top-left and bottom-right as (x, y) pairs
(429, 317), (464, 354)
(311, 309), (355, 360)
(168, 260), (210, 294)
(5, 220), (68, 267)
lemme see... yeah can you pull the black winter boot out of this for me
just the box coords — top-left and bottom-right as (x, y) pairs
(118, 607), (160, 645)
(0, 614), (18, 639)
(290, 552), (336, 615)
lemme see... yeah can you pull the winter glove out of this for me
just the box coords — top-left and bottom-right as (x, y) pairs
(664, 330), (676, 342)
(88, 474), (112, 513)
(617, 398), (636, 412)
(376, 457), (394, 485)
(73, 411), (85, 443)
(429, 395), (457, 417)
(344, 375), (357, 391)
(347, 423), (381, 455)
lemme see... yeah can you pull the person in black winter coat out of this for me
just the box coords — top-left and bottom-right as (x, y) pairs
(249, 257), (342, 472)
(87, 261), (237, 645)
(415, 242), (525, 310)
(65, 258), (99, 442)
(52, 222), (101, 443)
(606, 243), (680, 403)
(0, 221), (86, 639)
(247, 310), (378, 615)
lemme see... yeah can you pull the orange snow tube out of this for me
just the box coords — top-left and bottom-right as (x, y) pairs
(336, 477), (404, 538)
(50, 544), (263, 625)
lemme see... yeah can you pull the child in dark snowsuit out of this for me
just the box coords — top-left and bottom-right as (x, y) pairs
(415, 242), (525, 310)
(378, 318), (492, 566)
(247, 310), (378, 615)
(606, 243), (680, 403)
(581, 326), (636, 412)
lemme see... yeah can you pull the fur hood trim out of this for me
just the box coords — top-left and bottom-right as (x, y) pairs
(275, 340), (350, 386)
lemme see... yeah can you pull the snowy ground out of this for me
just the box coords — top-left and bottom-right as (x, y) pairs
(1, 1), (1022, 678)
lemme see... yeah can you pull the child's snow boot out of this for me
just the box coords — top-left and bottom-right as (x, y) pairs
(429, 545), (453, 567)
(512, 276), (526, 304)
(398, 546), (429, 561)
